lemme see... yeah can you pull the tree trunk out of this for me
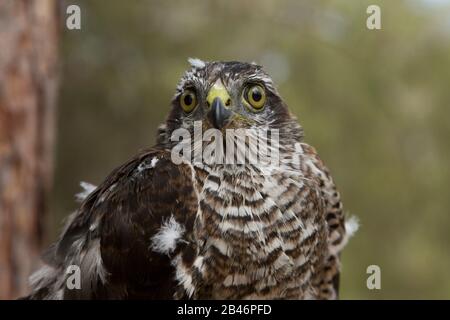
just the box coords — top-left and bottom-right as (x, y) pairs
(0, 0), (59, 299)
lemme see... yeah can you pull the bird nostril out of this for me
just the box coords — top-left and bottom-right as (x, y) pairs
(225, 98), (231, 106)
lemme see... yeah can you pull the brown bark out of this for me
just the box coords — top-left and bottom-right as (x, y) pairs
(0, 0), (59, 299)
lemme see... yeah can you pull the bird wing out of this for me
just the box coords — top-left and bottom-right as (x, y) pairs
(27, 149), (199, 299)
(300, 143), (354, 299)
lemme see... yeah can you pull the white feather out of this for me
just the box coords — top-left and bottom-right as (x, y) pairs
(345, 215), (359, 239)
(75, 181), (97, 202)
(137, 157), (159, 173)
(188, 57), (206, 69)
(151, 215), (185, 255)
(80, 239), (109, 285)
(172, 255), (195, 298)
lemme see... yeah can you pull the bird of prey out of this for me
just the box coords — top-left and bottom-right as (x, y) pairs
(25, 59), (357, 300)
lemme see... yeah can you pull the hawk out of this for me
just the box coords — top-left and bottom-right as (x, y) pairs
(25, 59), (357, 300)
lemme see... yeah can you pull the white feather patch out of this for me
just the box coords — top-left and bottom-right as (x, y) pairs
(75, 181), (97, 202)
(188, 57), (206, 69)
(345, 215), (359, 239)
(151, 215), (185, 255)
(80, 238), (109, 285)
(172, 255), (195, 298)
(137, 157), (159, 173)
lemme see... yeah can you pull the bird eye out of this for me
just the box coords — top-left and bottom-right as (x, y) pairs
(180, 90), (197, 112)
(245, 85), (266, 110)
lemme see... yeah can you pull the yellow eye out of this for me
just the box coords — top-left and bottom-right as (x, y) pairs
(245, 85), (266, 110)
(180, 90), (197, 112)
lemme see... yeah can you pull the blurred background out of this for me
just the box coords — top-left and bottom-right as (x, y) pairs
(1, 0), (450, 299)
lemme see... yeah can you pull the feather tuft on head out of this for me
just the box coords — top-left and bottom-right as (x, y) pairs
(188, 57), (206, 69)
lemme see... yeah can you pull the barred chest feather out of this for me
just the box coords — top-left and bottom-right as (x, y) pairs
(173, 158), (329, 299)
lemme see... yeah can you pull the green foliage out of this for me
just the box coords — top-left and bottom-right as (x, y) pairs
(52, 0), (450, 298)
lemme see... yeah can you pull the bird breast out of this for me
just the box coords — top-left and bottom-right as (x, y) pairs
(192, 164), (327, 298)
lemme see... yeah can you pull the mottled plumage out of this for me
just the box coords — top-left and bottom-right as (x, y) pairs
(25, 60), (356, 300)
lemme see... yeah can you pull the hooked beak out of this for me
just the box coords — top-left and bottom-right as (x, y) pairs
(209, 97), (232, 129)
(207, 80), (232, 129)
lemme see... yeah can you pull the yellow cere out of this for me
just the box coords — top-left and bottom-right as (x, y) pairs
(207, 79), (231, 107)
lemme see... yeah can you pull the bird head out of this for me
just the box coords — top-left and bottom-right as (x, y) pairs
(166, 59), (297, 133)
(161, 59), (304, 167)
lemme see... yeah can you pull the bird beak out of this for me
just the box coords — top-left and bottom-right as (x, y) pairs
(207, 80), (232, 129)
